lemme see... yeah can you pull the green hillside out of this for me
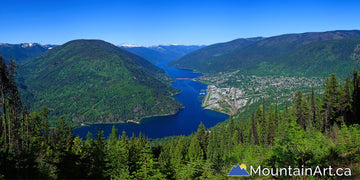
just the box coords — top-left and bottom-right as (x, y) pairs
(168, 37), (262, 70)
(18, 40), (182, 126)
(257, 37), (360, 77)
(169, 30), (360, 77)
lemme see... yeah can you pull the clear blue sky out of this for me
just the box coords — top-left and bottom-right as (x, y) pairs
(1, 0), (359, 46)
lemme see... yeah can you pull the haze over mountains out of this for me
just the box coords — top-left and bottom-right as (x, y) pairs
(169, 30), (360, 78)
(119, 44), (205, 64)
(0, 43), (57, 64)
(0, 42), (205, 65)
(17, 40), (182, 125)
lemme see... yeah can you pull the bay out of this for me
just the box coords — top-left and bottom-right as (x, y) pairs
(73, 61), (229, 139)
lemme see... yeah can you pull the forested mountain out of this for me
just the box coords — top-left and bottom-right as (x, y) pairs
(169, 30), (360, 77)
(120, 44), (205, 64)
(17, 40), (182, 125)
(168, 37), (262, 69)
(0, 43), (55, 64)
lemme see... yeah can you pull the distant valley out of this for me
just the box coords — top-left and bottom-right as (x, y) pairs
(120, 44), (205, 64)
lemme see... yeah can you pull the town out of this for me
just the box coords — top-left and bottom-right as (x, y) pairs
(199, 71), (325, 115)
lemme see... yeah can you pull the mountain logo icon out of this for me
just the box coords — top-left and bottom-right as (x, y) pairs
(228, 164), (250, 176)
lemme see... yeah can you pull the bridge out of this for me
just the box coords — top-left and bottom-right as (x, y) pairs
(176, 78), (193, 80)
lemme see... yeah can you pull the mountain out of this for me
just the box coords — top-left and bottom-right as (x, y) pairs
(0, 43), (56, 64)
(120, 44), (205, 64)
(169, 30), (360, 77)
(256, 37), (360, 77)
(167, 37), (262, 70)
(18, 40), (182, 125)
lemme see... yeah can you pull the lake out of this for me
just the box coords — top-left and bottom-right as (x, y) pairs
(73, 61), (229, 139)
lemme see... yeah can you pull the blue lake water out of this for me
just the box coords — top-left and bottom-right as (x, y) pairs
(73, 61), (229, 139)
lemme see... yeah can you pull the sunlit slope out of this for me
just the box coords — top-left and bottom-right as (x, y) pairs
(18, 40), (182, 125)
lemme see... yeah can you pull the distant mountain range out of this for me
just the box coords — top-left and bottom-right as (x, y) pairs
(18, 40), (182, 125)
(0, 42), (205, 65)
(0, 43), (57, 64)
(120, 44), (205, 64)
(169, 30), (360, 78)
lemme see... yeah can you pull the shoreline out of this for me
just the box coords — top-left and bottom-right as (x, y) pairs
(77, 108), (183, 127)
(76, 66), (202, 128)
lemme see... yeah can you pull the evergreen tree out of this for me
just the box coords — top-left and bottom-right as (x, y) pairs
(249, 113), (259, 145)
(339, 75), (353, 124)
(322, 74), (340, 131)
(267, 105), (275, 145)
(0, 54), (9, 149)
(352, 67), (360, 124)
(92, 130), (106, 178)
(293, 90), (305, 129)
(188, 134), (203, 162)
(7, 57), (22, 153)
(40, 107), (50, 145)
(255, 107), (266, 145)
(311, 88), (318, 128)
(196, 122), (208, 160)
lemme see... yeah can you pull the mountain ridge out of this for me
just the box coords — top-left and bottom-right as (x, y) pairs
(169, 30), (360, 77)
(0, 43), (57, 64)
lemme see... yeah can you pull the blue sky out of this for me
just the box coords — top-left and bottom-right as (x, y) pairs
(1, 0), (359, 46)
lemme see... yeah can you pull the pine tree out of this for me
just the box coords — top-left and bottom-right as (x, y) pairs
(109, 125), (118, 143)
(249, 113), (258, 145)
(7, 57), (22, 152)
(311, 88), (318, 127)
(92, 130), (106, 178)
(54, 116), (69, 151)
(0, 54), (9, 148)
(188, 134), (203, 162)
(255, 107), (266, 145)
(274, 102), (279, 127)
(196, 122), (208, 160)
(352, 67), (360, 124)
(267, 105), (275, 145)
(339, 75), (353, 124)
(41, 107), (50, 145)
(322, 73), (339, 131)
(174, 136), (187, 167)
(293, 90), (305, 129)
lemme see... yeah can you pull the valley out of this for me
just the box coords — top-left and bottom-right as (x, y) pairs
(2, 0), (360, 178)
(2, 30), (360, 180)
(120, 44), (205, 63)
(73, 62), (229, 139)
